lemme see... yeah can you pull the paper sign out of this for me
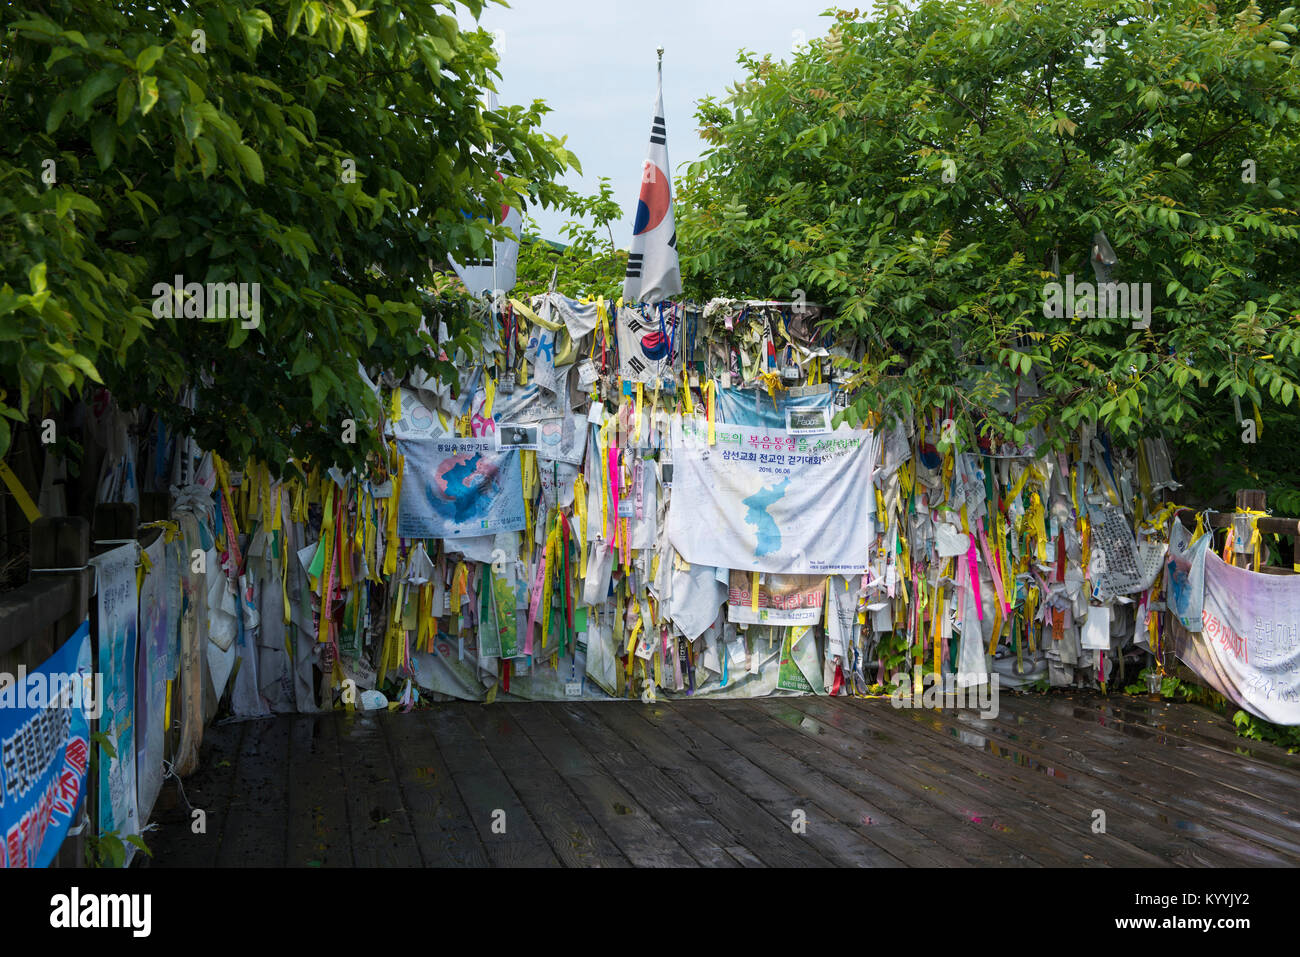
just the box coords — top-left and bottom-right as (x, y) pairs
(786, 407), (832, 435)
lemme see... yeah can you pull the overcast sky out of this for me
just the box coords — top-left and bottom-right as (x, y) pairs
(465, 0), (839, 245)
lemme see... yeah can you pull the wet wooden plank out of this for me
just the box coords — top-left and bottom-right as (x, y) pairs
(714, 700), (1001, 866)
(335, 711), (423, 867)
(215, 717), (290, 867)
(423, 705), (562, 867)
(634, 701), (905, 866)
(789, 696), (1128, 866)
(586, 702), (837, 868)
(886, 696), (1265, 867)
(149, 716), (246, 867)
(722, 845), (766, 866)
(463, 705), (630, 867)
(151, 691), (1300, 869)
(516, 703), (725, 867)
(1086, 696), (1300, 787)
(993, 694), (1300, 863)
(1016, 695), (1300, 805)
(286, 713), (352, 867)
(743, 699), (1054, 866)
(672, 700), (953, 866)
(385, 709), (490, 867)
(999, 694), (1300, 838)
(831, 697), (1172, 866)
(1104, 696), (1300, 771)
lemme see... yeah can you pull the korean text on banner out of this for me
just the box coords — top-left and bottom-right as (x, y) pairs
(0, 620), (93, 868)
(727, 571), (826, 625)
(1169, 524), (1300, 725)
(667, 417), (877, 574)
(396, 437), (526, 540)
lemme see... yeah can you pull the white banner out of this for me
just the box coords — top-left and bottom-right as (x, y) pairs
(135, 534), (173, 822)
(1169, 522), (1300, 724)
(667, 417), (878, 574)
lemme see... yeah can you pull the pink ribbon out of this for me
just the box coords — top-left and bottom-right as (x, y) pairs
(977, 518), (1010, 615)
(607, 447), (620, 540)
(967, 534), (984, 622)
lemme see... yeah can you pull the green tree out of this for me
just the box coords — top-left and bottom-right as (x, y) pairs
(513, 176), (627, 301)
(1, 0), (581, 473)
(678, 0), (1300, 505)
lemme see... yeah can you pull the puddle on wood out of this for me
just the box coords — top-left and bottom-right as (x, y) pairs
(936, 724), (1068, 780)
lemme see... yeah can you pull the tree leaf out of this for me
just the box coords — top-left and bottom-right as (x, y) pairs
(135, 45), (164, 74)
(233, 143), (264, 184)
(91, 115), (116, 170)
(115, 77), (137, 125)
(138, 75), (159, 115)
(29, 262), (47, 294)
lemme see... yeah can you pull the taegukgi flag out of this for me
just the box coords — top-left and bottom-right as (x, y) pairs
(623, 56), (682, 305)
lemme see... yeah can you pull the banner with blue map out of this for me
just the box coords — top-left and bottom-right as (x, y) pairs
(667, 417), (877, 574)
(396, 437), (526, 539)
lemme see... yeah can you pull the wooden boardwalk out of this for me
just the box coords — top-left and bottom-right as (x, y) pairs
(144, 693), (1300, 867)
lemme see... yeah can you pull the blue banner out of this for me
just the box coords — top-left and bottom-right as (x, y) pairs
(0, 619), (93, 868)
(717, 386), (837, 429)
(396, 436), (526, 539)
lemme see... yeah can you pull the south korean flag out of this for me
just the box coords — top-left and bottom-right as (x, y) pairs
(617, 301), (679, 384)
(622, 58), (682, 306)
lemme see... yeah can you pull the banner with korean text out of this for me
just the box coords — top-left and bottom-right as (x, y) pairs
(397, 437), (526, 540)
(1168, 524), (1300, 724)
(668, 418), (877, 574)
(0, 619), (93, 868)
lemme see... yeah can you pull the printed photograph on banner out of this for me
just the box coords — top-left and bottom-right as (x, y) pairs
(786, 407), (832, 435)
(495, 423), (539, 451)
(396, 436), (526, 539)
(727, 571), (827, 625)
(717, 385), (837, 430)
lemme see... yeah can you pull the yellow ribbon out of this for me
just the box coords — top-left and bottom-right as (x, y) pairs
(703, 380), (717, 445)
(383, 444), (403, 579)
(2, 461), (47, 522)
(574, 474), (589, 578)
